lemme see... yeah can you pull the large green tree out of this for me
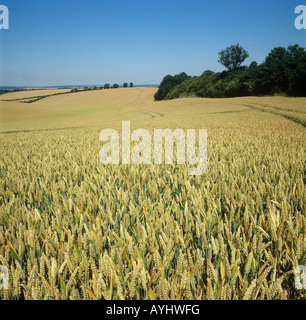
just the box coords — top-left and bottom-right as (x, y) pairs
(154, 72), (190, 100)
(155, 44), (306, 100)
(262, 45), (306, 95)
(218, 44), (249, 71)
(286, 44), (306, 96)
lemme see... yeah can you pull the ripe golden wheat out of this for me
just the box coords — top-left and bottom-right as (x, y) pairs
(0, 94), (305, 300)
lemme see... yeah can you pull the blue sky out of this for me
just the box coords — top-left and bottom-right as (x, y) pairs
(0, 0), (305, 87)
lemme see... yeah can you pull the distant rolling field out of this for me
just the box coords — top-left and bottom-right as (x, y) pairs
(0, 89), (71, 101)
(1, 87), (305, 132)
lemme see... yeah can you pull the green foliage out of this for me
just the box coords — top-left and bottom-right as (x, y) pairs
(263, 44), (306, 96)
(113, 83), (119, 88)
(156, 45), (306, 100)
(262, 47), (291, 94)
(0, 88), (22, 95)
(104, 84), (110, 89)
(218, 44), (249, 72)
(123, 82), (128, 88)
(130, 82), (134, 87)
(154, 72), (191, 101)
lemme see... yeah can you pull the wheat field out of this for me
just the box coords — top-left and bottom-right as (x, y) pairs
(0, 87), (305, 300)
(0, 89), (71, 101)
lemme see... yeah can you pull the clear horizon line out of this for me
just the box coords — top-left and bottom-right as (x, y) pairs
(0, 84), (159, 89)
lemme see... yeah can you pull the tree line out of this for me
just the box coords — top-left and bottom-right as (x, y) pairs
(0, 83), (134, 95)
(154, 44), (306, 101)
(104, 82), (134, 89)
(71, 82), (134, 92)
(0, 88), (22, 95)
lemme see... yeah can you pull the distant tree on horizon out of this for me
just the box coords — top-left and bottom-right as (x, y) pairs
(130, 82), (133, 87)
(155, 44), (306, 99)
(218, 44), (249, 72)
(104, 84), (110, 89)
(113, 83), (119, 88)
(123, 82), (128, 88)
